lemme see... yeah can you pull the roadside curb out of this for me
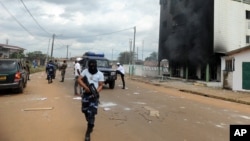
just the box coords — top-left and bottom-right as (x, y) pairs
(179, 89), (250, 106)
(130, 77), (250, 106)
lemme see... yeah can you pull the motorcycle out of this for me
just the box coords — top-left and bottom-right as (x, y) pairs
(46, 63), (55, 84)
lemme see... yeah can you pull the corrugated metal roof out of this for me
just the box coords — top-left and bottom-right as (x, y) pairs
(0, 43), (25, 50)
(226, 45), (250, 55)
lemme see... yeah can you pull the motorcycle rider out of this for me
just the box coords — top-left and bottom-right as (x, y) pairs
(46, 60), (55, 83)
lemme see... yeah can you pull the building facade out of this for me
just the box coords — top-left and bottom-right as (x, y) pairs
(0, 43), (25, 58)
(158, 0), (250, 91)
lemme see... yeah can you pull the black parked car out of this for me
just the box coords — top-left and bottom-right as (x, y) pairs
(0, 59), (28, 93)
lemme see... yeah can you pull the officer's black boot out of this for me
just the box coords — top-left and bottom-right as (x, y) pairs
(85, 124), (94, 141)
(60, 78), (64, 82)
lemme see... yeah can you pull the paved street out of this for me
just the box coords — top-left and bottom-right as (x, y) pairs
(0, 67), (250, 141)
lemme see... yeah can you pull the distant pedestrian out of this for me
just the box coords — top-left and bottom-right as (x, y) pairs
(116, 62), (125, 89)
(25, 60), (30, 80)
(74, 60), (82, 95)
(60, 60), (67, 82)
(53, 60), (59, 78)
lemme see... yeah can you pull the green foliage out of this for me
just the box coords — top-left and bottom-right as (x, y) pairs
(118, 51), (132, 64)
(145, 51), (158, 61)
(26, 51), (47, 61)
(30, 66), (45, 74)
(9, 51), (25, 59)
(26, 51), (48, 66)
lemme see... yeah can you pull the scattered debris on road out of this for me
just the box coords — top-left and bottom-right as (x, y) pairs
(22, 107), (54, 111)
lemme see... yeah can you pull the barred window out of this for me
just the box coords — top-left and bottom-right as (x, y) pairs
(246, 10), (250, 19)
(232, 0), (250, 5)
(225, 59), (235, 71)
(243, 0), (250, 4)
(246, 35), (250, 43)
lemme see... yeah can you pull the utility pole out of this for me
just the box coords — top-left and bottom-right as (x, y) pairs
(132, 26), (136, 64)
(46, 39), (51, 63)
(137, 47), (139, 61)
(112, 48), (113, 61)
(132, 26), (136, 75)
(50, 34), (55, 59)
(129, 39), (132, 64)
(66, 45), (69, 59)
(142, 40), (144, 61)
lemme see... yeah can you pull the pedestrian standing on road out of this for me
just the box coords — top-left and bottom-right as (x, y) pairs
(53, 59), (59, 78)
(60, 60), (67, 82)
(116, 62), (125, 89)
(25, 60), (30, 80)
(74, 60), (82, 95)
(77, 59), (104, 141)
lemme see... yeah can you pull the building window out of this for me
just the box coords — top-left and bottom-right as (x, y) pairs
(233, 0), (250, 5)
(246, 10), (250, 19)
(243, 0), (250, 5)
(225, 59), (235, 72)
(246, 35), (250, 43)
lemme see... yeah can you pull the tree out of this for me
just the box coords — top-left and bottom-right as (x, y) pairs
(9, 51), (25, 59)
(26, 51), (47, 65)
(145, 51), (158, 61)
(26, 51), (46, 60)
(118, 51), (133, 64)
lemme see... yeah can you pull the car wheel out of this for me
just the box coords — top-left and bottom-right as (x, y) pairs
(109, 81), (115, 89)
(24, 79), (27, 88)
(16, 81), (24, 93)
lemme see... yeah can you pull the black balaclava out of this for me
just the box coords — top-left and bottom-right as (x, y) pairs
(88, 59), (98, 74)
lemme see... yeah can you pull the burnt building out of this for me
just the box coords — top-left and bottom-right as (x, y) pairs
(158, 0), (250, 82)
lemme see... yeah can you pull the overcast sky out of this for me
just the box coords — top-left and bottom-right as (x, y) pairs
(0, 0), (160, 60)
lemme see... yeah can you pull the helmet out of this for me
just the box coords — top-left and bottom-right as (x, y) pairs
(76, 57), (82, 61)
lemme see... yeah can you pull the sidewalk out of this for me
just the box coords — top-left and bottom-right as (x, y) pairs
(130, 76), (250, 106)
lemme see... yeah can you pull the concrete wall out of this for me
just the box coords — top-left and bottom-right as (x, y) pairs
(123, 65), (168, 77)
(232, 50), (250, 91)
(221, 49), (250, 92)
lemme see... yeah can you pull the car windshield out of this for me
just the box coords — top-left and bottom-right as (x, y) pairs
(96, 59), (109, 68)
(0, 61), (17, 71)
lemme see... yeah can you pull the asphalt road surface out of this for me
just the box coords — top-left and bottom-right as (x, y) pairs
(1, 65), (250, 141)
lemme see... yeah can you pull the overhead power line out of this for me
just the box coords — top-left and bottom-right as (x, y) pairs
(19, 0), (51, 36)
(0, 1), (34, 37)
(83, 27), (134, 38)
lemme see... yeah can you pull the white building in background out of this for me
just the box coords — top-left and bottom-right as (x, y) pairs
(0, 43), (25, 58)
(158, 0), (250, 92)
(215, 0), (250, 91)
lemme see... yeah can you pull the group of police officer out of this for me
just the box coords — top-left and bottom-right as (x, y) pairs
(46, 60), (68, 82)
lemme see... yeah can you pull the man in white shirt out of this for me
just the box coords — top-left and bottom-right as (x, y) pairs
(116, 62), (125, 89)
(77, 59), (104, 141)
(74, 60), (82, 95)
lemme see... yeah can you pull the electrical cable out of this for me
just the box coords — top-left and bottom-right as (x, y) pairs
(82, 27), (134, 38)
(0, 1), (34, 37)
(19, 0), (51, 36)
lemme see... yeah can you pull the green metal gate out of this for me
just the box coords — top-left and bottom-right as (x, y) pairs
(242, 62), (250, 90)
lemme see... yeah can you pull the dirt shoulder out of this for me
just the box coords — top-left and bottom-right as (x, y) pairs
(0, 71), (86, 141)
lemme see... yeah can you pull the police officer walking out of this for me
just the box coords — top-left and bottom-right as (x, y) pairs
(60, 60), (67, 82)
(77, 59), (104, 141)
